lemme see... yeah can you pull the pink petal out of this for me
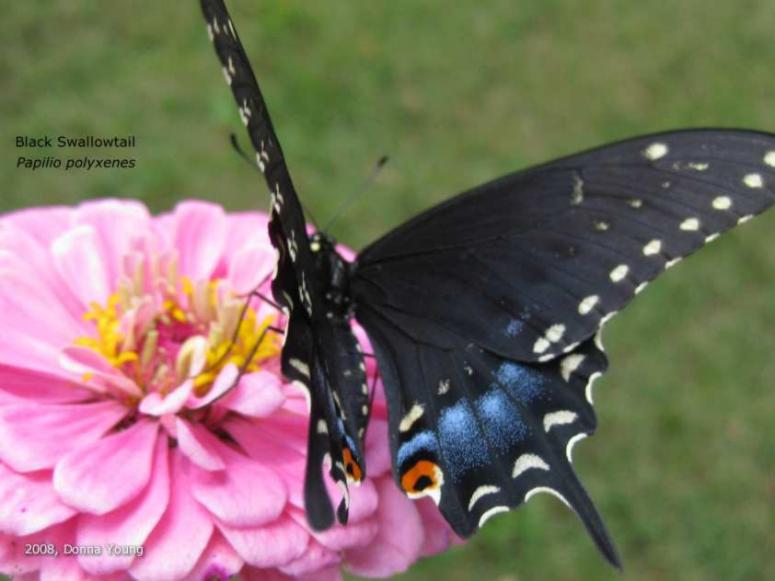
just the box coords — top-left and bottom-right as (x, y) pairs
(0, 256), (87, 345)
(222, 416), (306, 508)
(363, 418), (392, 477)
(222, 212), (271, 255)
(0, 531), (42, 577)
(218, 370), (286, 417)
(2, 206), (74, 246)
(172, 201), (227, 281)
(217, 513), (309, 568)
(76, 437), (170, 574)
(129, 453), (214, 581)
(187, 364), (238, 409)
(53, 420), (158, 514)
(139, 380), (193, 416)
(0, 401), (128, 472)
(175, 418), (226, 471)
(190, 441), (287, 527)
(0, 328), (66, 377)
(278, 539), (340, 577)
(0, 464), (76, 535)
(416, 497), (458, 557)
(186, 531), (244, 581)
(345, 477), (424, 577)
(74, 199), (152, 286)
(51, 225), (110, 308)
(0, 364), (92, 403)
(298, 566), (343, 581)
(303, 511), (378, 552)
(0, 223), (83, 321)
(226, 242), (276, 294)
(0, 520), (75, 579)
(60, 346), (143, 399)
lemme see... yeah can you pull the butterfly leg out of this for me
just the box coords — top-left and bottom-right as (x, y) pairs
(204, 323), (274, 406)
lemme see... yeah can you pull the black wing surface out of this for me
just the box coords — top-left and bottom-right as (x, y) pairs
(357, 303), (620, 565)
(353, 130), (775, 363)
(200, 0), (367, 530)
(350, 129), (775, 566)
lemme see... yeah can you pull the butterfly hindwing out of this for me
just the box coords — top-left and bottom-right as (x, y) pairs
(356, 303), (620, 565)
(353, 130), (775, 363)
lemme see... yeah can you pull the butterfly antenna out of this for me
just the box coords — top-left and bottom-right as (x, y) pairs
(323, 155), (389, 233)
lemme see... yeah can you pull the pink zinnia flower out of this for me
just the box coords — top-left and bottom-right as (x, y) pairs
(0, 199), (456, 580)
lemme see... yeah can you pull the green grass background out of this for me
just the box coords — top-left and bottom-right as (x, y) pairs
(3, 1), (774, 579)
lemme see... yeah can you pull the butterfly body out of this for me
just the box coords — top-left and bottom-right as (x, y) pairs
(200, 0), (775, 568)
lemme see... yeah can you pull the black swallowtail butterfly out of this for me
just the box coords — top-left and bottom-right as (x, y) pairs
(200, 0), (775, 567)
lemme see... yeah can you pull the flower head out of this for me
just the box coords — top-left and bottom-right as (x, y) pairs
(0, 200), (456, 580)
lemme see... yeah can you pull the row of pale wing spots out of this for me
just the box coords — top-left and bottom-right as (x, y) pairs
(397, 356), (596, 526)
(533, 142), (772, 356)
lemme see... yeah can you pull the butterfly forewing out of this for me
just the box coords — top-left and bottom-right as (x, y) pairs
(354, 130), (775, 363)
(201, 0), (369, 531)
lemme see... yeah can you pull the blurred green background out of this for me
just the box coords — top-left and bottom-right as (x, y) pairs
(3, 1), (774, 579)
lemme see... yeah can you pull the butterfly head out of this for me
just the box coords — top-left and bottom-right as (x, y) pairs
(309, 231), (336, 254)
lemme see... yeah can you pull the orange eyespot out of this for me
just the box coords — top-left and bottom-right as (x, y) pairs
(401, 460), (442, 495)
(342, 447), (363, 483)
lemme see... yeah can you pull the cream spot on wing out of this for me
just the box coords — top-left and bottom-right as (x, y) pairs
(578, 295), (599, 315)
(764, 151), (775, 167)
(543, 410), (578, 432)
(289, 358), (310, 378)
(571, 174), (584, 205)
(594, 330), (605, 351)
(533, 337), (551, 354)
(560, 353), (585, 382)
(712, 196), (732, 210)
(635, 282), (648, 294)
(705, 233), (720, 243)
(743, 173), (763, 188)
(600, 311), (617, 325)
(545, 324), (566, 343)
(524, 487), (571, 508)
(566, 433), (588, 462)
(585, 371), (602, 404)
(643, 142), (668, 160)
(594, 220), (610, 232)
(468, 485), (501, 511)
(687, 162), (709, 171)
(629, 198), (643, 208)
(399, 403), (425, 433)
(478, 506), (510, 528)
(643, 239), (662, 256)
(738, 214), (754, 224)
(665, 257), (682, 269)
(609, 264), (629, 283)
(317, 419), (328, 434)
(680, 217), (700, 231)
(438, 378), (450, 395)
(512, 453), (550, 478)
